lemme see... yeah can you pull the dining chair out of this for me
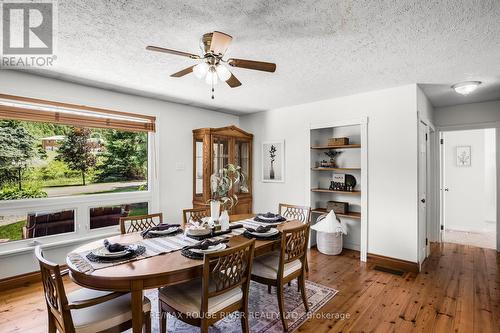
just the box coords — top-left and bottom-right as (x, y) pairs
(250, 224), (310, 332)
(119, 212), (162, 234)
(182, 207), (210, 228)
(35, 246), (151, 333)
(278, 203), (311, 224)
(158, 239), (256, 333)
(279, 203), (311, 274)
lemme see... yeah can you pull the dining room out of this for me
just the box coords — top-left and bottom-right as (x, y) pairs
(1, 1), (500, 333)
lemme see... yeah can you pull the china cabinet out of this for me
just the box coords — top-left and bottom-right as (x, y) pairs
(192, 125), (253, 214)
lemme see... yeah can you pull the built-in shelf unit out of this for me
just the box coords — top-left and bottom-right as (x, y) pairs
(306, 118), (368, 262)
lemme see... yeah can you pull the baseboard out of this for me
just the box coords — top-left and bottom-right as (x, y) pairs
(0, 265), (68, 292)
(367, 253), (419, 273)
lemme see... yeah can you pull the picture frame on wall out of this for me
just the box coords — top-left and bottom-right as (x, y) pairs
(262, 140), (284, 182)
(456, 146), (471, 167)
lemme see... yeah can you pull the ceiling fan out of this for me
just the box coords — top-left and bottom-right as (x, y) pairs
(146, 31), (276, 98)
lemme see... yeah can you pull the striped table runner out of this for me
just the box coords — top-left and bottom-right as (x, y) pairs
(68, 217), (286, 274)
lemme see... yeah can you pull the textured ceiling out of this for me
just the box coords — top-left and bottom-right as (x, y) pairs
(19, 0), (500, 114)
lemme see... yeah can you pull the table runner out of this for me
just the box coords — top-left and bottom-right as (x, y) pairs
(68, 217), (286, 274)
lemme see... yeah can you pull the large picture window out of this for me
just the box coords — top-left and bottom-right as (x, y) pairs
(0, 94), (156, 246)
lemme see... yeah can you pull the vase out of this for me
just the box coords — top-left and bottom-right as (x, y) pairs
(219, 210), (230, 231)
(270, 162), (275, 179)
(210, 200), (220, 222)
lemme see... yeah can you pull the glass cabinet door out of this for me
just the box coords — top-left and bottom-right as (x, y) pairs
(213, 136), (229, 173)
(234, 139), (250, 194)
(195, 139), (204, 195)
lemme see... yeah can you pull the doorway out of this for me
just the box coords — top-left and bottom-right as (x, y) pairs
(440, 128), (497, 249)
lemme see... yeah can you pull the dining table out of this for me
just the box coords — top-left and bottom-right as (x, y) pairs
(66, 213), (302, 333)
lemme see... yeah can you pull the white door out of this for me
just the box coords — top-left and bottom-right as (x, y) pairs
(418, 121), (428, 265)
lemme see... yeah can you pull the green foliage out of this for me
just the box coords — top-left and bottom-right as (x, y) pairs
(0, 184), (47, 200)
(57, 127), (96, 185)
(0, 120), (38, 187)
(96, 130), (147, 182)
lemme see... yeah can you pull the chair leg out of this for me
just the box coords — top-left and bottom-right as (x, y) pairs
(288, 281), (291, 287)
(297, 277), (300, 292)
(47, 313), (56, 333)
(144, 311), (151, 333)
(277, 284), (288, 332)
(200, 319), (209, 333)
(268, 284), (272, 294)
(299, 275), (309, 312)
(159, 304), (167, 333)
(240, 311), (249, 333)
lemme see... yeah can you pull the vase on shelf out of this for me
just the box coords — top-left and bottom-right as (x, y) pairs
(270, 162), (275, 179)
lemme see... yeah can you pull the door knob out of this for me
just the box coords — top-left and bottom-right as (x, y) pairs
(421, 199), (426, 203)
(444, 188), (449, 192)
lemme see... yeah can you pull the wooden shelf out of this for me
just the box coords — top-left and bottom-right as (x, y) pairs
(311, 188), (361, 194)
(311, 167), (361, 171)
(311, 208), (361, 219)
(311, 144), (361, 150)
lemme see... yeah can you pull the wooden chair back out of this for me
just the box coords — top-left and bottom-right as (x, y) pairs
(201, 239), (255, 312)
(119, 213), (162, 234)
(182, 207), (210, 228)
(279, 203), (311, 224)
(279, 224), (310, 269)
(35, 246), (74, 332)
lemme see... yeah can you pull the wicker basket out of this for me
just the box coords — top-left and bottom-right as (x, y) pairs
(315, 214), (343, 255)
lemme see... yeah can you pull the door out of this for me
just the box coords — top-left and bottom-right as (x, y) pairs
(418, 121), (429, 265)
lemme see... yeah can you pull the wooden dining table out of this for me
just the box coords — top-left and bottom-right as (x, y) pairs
(66, 213), (302, 333)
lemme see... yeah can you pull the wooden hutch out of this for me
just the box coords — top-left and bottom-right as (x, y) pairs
(192, 125), (253, 214)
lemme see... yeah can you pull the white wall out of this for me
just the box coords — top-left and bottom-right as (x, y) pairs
(0, 71), (238, 278)
(240, 84), (420, 262)
(435, 100), (500, 128)
(485, 129), (497, 223)
(443, 129), (496, 232)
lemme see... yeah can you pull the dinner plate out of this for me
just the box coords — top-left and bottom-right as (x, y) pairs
(190, 243), (227, 254)
(249, 228), (279, 237)
(148, 227), (179, 235)
(256, 214), (281, 221)
(92, 246), (134, 258)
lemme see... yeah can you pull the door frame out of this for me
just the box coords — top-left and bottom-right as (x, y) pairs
(437, 121), (500, 252)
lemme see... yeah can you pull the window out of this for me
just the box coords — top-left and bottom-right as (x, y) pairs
(0, 94), (157, 247)
(90, 202), (148, 229)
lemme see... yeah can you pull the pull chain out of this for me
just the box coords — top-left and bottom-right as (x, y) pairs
(211, 75), (215, 99)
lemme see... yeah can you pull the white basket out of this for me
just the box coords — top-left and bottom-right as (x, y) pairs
(316, 231), (343, 255)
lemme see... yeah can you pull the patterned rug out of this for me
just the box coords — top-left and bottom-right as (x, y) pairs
(128, 280), (337, 333)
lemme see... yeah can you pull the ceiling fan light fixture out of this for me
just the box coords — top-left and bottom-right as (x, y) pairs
(215, 64), (231, 81)
(451, 81), (481, 95)
(205, 67), (218, 85)
(193, 62), (209, 79)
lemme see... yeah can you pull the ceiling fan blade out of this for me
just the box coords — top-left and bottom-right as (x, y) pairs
(146, 46), (200, 59)
(227, 58), (276, 72)
(210, 31), (233, 56)
(226, 73), (242, 88)
(170, 65), (196, 78)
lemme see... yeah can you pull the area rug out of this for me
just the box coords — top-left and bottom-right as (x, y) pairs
(128, 280), (338, 333)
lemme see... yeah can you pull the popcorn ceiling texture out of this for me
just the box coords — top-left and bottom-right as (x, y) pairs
(21, 0), (500, 113)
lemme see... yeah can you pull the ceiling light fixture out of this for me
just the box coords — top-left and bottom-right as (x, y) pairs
(451, 81), (481, 95)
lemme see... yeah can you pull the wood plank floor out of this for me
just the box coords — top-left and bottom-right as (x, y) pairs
(0, 242), (498, 332)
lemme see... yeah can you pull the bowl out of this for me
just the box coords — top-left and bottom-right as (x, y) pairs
(186, 227), (212, 236)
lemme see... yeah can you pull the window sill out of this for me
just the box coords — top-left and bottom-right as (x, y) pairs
(0, 231), (120, 258)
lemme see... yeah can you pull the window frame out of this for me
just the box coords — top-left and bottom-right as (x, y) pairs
(0, 127), (159, 255)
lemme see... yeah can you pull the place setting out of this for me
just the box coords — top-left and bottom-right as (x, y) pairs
(180, 238), (230, 260)
(253, 212), (287, 223)
(140, 223), (182, 238)
(243, 225), (281, 240)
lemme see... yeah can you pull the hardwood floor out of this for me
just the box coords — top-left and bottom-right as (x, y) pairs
(0, 242), (498, 332)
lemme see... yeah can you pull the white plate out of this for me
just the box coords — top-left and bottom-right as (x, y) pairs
(257, 214), (281, 221)
(190, 243), (227, 254)
(92, 246), (132, 258)
(249, 228), (279, 237)
(148, 227), (179, 235)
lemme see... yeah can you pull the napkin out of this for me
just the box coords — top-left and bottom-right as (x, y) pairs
(245, 225), (272, 233)
(182, 239), (229, 251)
(103, 239), (128, 253)
(141, 223), (180, 237)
